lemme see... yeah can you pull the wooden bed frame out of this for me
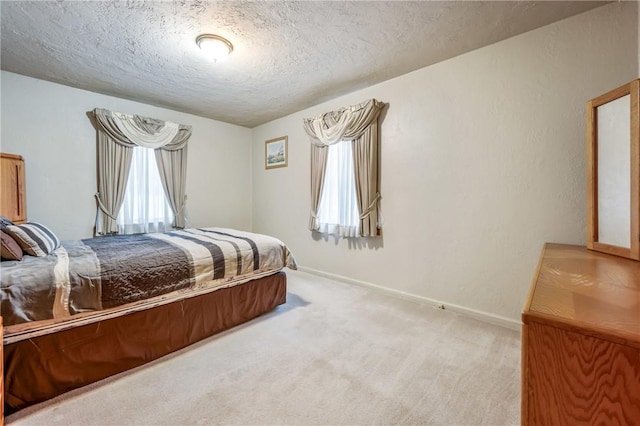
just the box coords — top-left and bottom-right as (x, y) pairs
(3, 271), (286, 415)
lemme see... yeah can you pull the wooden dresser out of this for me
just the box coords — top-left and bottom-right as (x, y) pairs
(0, 153), (27, 224)
(521, 243), (640, 425)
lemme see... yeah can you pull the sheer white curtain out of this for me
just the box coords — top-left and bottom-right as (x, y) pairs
(317, 142), (360, 237)
(117, 146), (174, 234)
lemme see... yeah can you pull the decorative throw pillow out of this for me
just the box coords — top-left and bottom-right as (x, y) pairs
(0, 215), (15, 227)
(6, 222), (61, 257)
(0, 229), (23, 261)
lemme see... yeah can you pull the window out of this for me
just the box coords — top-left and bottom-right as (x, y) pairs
(317, 142), (360, 237)
(117, 147), (173, 234)
(305, 99), (383, 238)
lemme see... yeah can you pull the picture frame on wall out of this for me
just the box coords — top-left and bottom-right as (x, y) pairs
(265, 136), (288, 169)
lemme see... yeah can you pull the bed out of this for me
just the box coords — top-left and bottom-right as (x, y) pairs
(1, 225), (296, 415)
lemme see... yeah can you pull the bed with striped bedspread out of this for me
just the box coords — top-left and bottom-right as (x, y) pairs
(0, 227), (296, 329)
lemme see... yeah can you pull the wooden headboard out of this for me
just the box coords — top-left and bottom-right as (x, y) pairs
(0, 153), (26, 224)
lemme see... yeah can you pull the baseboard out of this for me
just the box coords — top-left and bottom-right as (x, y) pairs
(296, 266), (522, 332)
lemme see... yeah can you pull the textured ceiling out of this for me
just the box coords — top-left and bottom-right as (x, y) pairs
(1, 1), (607, 127)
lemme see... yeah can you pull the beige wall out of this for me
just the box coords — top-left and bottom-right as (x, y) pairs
(251, 2), (638, 326)
(1, 71), (253, 240)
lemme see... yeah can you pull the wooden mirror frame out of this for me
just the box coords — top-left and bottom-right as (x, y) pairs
(586, 79), (639, 260)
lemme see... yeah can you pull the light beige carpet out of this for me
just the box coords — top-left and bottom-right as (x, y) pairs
(7, 270), (521, 425)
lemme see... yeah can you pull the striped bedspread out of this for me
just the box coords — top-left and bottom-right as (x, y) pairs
(0, 227), (296, 327)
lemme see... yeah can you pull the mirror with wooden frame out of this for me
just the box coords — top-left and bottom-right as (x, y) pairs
(586, 79), (639, 260)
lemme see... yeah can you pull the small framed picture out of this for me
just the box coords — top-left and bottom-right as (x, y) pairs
(265, 136), (288, 169)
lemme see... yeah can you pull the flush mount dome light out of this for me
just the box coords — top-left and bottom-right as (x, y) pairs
(196, 34), (233, 62)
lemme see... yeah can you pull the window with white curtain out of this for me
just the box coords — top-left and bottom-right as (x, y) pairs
(117, 146), (173, 234)
(317, 141), (360, 237)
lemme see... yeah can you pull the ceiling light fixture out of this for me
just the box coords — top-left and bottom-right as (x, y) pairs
(196, 34), (233, 62)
